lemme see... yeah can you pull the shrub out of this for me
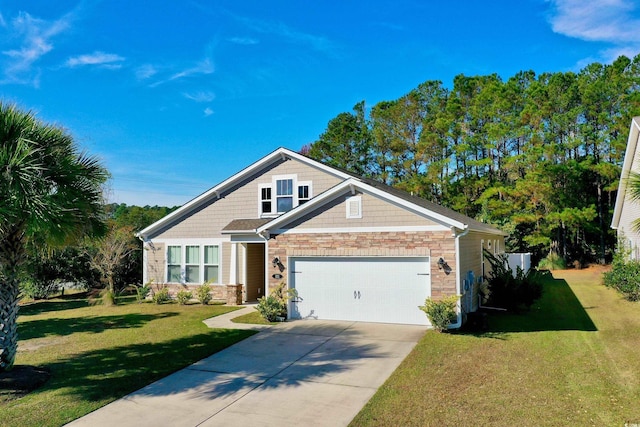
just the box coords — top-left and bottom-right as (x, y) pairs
(603, 243), (640, 301)
(135, 282), (152, 303)
(153, 287), (171, 304)
(483, 250), (544, 312)
(538, 252), (567, 270)
(20, 280), (60, 301)
(176, 289), (193, 305)
(419, 295), (459, 332)
(256, 283), (298, 322)
(256, 295), (285, 322)
(196, 284), (212, 305)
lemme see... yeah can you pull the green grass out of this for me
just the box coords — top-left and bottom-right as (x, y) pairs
(0, 295), (255, 427)
(351, 267), (640, 426)
(230, 310), (278, 325)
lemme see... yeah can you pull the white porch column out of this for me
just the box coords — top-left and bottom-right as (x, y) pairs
(229, 242), (238, 284)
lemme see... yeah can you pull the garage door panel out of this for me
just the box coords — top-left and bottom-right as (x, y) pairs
(289, 257), (431, 325)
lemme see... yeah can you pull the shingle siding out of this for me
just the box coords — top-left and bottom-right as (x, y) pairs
(283, 191), (439, 229)
(150, 157), (343, 240)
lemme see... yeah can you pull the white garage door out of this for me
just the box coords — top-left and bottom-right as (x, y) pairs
(289, 257), (431, 325)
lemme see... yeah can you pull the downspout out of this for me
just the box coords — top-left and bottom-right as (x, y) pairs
(258, 229), (270, 300)
(450, 225), (470, 329)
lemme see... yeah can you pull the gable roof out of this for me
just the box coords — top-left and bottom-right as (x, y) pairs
(254, 177), (505, 236)
(612, 117), (640, 229)
(136, 147), (352, 239)
(137, 146), (506, 239)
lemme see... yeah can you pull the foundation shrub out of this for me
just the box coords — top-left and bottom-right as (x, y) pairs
(603, 244), (640, 301)
(176, 289), (193, 305)
(483, 250), (544, 311)
(419, 295), (459, 332)
(196, 284), (212, 305)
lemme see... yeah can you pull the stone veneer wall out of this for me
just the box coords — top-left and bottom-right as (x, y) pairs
(267, 231), (457, 298)
(153, 283), (231, 302)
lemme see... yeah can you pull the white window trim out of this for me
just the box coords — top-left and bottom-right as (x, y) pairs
(346, 195), (362, 219)
(258, 174), (313, 217)
(164, 242), (223, 285)
(259, 183), (274, 217)
(298, 180), (312, 204)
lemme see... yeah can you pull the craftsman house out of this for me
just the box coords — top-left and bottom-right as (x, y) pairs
(136, 147), (506, 327)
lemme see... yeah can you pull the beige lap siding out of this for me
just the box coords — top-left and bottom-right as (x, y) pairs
(145, 242), (165, 284)
(267, 231), (456, 297)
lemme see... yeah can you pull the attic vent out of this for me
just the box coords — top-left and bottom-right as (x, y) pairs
(346, 196), (362, 219)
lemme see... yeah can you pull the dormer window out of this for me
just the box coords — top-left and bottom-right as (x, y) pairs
(259, 175), (312, 217)
(261, 186), (272, 214)
(276, 178), (293, 212)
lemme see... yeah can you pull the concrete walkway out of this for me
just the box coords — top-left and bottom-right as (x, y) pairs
(66, 305), (427, 427)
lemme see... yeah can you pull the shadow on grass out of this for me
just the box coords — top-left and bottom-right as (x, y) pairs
(18, 312), (179, 340)
(467, 274), (597, 335)
(40, 329), (254, 403)
(20, 295), (90, 316)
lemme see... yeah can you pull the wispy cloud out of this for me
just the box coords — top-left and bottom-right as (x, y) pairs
(1, 11), (73, 85)
(228, 36), (259, 45)
(135, 64), (158, 80)
(231, 13), (334, 54)
(66, 51), (125, 68)
(548, 0), (640, 43)
(547, 0), (640, 64)
(184, 91), (216, 102)
(169, 58), (214, 81)
(149, 57), (214, 87)
(203, 107), (214, 117)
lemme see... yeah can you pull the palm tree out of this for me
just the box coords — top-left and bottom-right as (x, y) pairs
(0, 103), (108, 371)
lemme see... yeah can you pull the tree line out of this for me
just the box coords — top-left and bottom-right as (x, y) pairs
(305, 55), (640, 265)
(21, 203), (177, 301)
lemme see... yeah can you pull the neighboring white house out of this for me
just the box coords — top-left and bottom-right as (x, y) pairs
(611, 117), (640, 260)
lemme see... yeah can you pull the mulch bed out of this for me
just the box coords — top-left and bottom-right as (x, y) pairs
(0, 365), (50, 402)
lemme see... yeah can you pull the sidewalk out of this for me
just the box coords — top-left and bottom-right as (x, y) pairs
(201, 304), (272, 331)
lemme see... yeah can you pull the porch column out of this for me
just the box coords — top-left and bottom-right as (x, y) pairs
(229, 242), (238, 284)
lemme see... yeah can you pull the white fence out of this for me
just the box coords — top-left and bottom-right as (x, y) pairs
(506, 253), (531, 276)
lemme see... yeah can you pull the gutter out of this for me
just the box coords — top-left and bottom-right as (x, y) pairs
(449, 225), (470, 329)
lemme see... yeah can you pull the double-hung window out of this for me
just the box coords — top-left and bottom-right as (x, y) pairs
(167, 246), (182, 283)
(185, 246), (200, 283)
(166, 244), (220, 284)
(260, 185), (272, 214)
(276, 178), (293, 212)
(298, 183), (311, 204)
(259, 175), (312, 216)
(204, 245), (219, 283)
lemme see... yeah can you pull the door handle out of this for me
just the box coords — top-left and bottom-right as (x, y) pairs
(354, 290), (357, 299)
(357, 291), (361, 299)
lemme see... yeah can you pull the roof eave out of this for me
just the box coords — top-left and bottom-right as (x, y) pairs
(136, 147), (353, 238)
(612, 117), (640, 228)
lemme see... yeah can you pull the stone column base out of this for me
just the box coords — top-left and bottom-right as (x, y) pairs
(226, 284), (243, 305)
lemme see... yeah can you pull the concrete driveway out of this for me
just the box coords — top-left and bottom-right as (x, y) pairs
(66, 307), (426, 427)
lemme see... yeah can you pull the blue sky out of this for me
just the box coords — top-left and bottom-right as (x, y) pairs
(1, 0), (639, 207)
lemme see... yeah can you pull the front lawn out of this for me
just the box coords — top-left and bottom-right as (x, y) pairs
(0, 295), (255, 427)
(351, 266), (640, 426)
